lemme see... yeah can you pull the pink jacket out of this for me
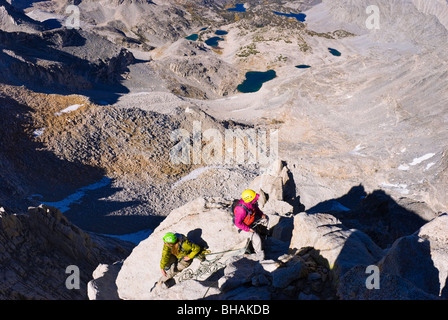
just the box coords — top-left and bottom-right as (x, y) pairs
(234, 194), (263, 232)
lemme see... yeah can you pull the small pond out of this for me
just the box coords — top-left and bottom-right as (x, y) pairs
(215, 30), (228, 36)
(328, 48), (342, 56)
(227, 4), (246, 12)
(272, 11), (306, 22)
(295, 65), (311, 69)
(185, 33), (198, 41)
(205, 36), (224, 47)
(237, 70), (277, 93)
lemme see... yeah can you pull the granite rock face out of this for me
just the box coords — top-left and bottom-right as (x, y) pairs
(338, 213), (448, 299)
(1, 0), (448, 300)
(0, 205), (133, 300)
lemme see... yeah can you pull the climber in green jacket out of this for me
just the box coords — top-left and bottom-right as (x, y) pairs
(160, 232), (202, 279)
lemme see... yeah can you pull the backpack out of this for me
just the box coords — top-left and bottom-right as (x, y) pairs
(175, 233), (206, 257)
(229, 199), (252, 225)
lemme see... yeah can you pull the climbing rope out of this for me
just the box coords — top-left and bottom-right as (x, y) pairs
(177, 218), (269, 283)
(172, 217), (271, 300)
(177, 241), (250, 283)
(177, 255), (227, 282)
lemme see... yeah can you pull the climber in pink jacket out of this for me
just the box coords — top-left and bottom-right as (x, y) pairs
(233, 189), (268, 260)
(234, 192), (265, 232)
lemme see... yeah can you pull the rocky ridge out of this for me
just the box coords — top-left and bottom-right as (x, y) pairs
(0, 204), (133, 299)
(89, 161), (448, 300)
(0, 0), (447, 300)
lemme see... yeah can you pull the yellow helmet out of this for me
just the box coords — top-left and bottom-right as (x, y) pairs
(241, 189), (257, 203)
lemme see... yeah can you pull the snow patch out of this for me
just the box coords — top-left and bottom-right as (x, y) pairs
(409, 153), (436, 166)
(379, 182), (409, 195)
(349, 144), (366, 156)
(397, 153), (437, 172)
(55, 104), (84, 116)
(33, 128), (45, 137)
(424, 162), (435, 171)
(172, 166), (223, 189)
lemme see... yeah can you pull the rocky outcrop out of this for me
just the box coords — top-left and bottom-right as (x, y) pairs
(338, 213), (448, 299)
(152, 40), (241, 99)
(114, 196), (249, 299)
(289, 212), (385, 284)
(87, 262), (123, 300)
(249, 159), (296, 215)
(108, 196), (338, 300)
(0, 205), (133, 299)
(90, 161), (335, 300)
(68, 0), (209, 47)
(90, 160), (447, 300)
(1, 0), (448, 301)
(0, 0), (44, 33)
(377, 213), (448, 298)
(0, 27), (135, 97)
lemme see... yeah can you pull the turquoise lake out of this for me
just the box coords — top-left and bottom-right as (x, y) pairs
(185, 34), (198, 41)
(237, 70), (277, 93)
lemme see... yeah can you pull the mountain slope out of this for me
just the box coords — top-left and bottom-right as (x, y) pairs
(0, 0), (447, 300)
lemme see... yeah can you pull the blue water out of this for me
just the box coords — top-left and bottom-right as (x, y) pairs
(273, 11), (306, 22)
(200, 27), (208, 31)
(205, 36), (224, 47)
(227, 4), (246, 12)
(185, 33), (198, 41)
(296, 65), (311, 69)
(237, 70), (277, 93)
(328, 48), (342, 56)
(215, 30), (228, 36)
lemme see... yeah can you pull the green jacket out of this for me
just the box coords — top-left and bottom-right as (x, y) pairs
(160, 236), (201, 270)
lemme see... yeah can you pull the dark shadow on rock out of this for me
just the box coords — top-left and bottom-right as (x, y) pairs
(65, 182), (164, 235)
(338, 237), (444, 300)
(380, 237), (441, 297)
(204, 256), (271, 300)
(0, 94), (163, 236)
(282, 160), (305, 213)
(0, 95), (106, 210)
(306, 184), (366, 214)
(0, 29), (133, 104)
(187, 228), (209, 250)
(307, 184), (443, 299)
(41, 19), (63, 30)
(442, 276), (448, 299)
(270, 216), (294, 244)
(307, 185), (428, 249)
